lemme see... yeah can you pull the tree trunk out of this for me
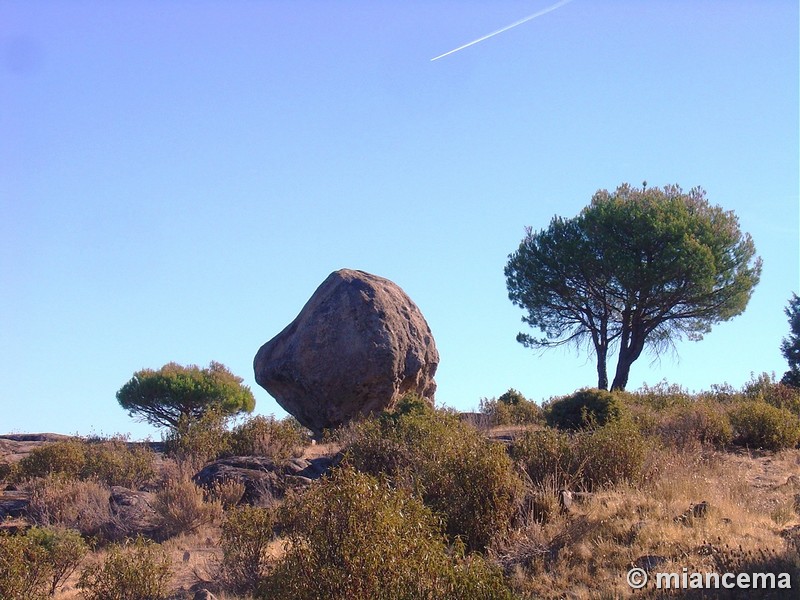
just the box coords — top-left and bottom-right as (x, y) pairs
(596, 346), (608, 390)
(611, 333), (645, 391)
(610, 355), (632, 391)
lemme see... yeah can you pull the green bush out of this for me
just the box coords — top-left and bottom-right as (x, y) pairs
(0, 460), (13, 483)
(743, 371), (779, 400)
(82, 438), (156, 488)
(26, 526), (89, 596)
(545, 388), (625, 430)
(262, 466), (513, 600)
(621, 400), (661, 438)
(15, 439), (87, 481)
(375, 392), (434, 429)
(743, 373), (800, 415)
(480, 388), (543, 426)
(657, 401), (733, 449)
(347, 405), (524, 551)
(627, 380), (694, 410)
(572, 420), (652, 490)
(229, 415), (307, 463)
(14, 438), (155, 488)
(729, 401), (800, 451)
(0, 531), (52, 600)
(77, 537), (172, 600)
(510, 428), (573, 488)
(764, 383), (800, 415)
(163, 409), (232, 473)
(0, 526), (87, 599)
(512, 421), (651, 492)
(220, 505), (275, 594)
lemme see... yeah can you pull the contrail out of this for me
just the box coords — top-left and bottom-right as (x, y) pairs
(431, 0), (575, 61)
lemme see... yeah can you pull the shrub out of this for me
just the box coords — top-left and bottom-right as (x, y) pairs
(0, 531), (51, 600)
(347, 406), (524, 551)
(480, 389), (542, 426)
(81, 438), (156, 488)
(229, 415), (307, 463)
(0, 526), (87, 599)
(25, 475), (113, 540)
(628, 380), (694, 410)
(206, 478), (246, 508)
(621, 400), (661, 437)
(572, 420), (652, 490)
(545, 388), (624, 430)
(510, 428), (573, 488)
(714, 545), (800, 594)
(263, 466), (513, 600)
(220, 505), (276, 594)
(15, 439), (87, 481)
(743, 372), (800, 415)
(152, 476), (222, 540)
(512, 421), (652, 492)
(77, 537), (172, 600)
(657, 401), (733, 449)
(377, 392), (434, 427)
(743, 371), (779, 400)
(729, 401), (800, 451)
(26, 526), (89, 596)
(163, 409), (232, 474)
(14, 437), (156, 489)
(764, 383), (800, 415)
(0, 460), (13, 483)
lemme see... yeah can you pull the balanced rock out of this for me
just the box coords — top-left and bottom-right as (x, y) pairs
(254, 269), (439, 435)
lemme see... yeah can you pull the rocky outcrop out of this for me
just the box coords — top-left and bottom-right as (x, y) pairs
(193, 455), (338, 506)
(0, 491), (29, 519)
(254, 269), (439, 435)
(0, 433), (74, 442)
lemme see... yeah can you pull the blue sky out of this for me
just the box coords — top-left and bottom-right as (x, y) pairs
(2, 1), (797, 440)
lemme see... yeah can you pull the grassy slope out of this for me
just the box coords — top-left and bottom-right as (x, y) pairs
(3, 430), (799, 600)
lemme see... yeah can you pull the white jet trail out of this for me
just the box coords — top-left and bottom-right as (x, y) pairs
(431, 0), (575, 61)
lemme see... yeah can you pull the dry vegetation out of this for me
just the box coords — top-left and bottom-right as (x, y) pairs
(2, 377), (800, 599)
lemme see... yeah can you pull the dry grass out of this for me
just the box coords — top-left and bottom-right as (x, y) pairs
(25, 476), (114, 540)
(152, 476), (223, 541)
(494, 446), (800, 599)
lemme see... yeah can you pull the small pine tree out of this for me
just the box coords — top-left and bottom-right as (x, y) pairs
(782, 293), (800, 388)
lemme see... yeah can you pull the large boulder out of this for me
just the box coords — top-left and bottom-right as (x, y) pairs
(254, 269), (439, 435)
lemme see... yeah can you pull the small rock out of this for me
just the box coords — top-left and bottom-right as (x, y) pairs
(193, 590), (217, 600)
(284, 457), (311, 474)
(633, 555), (668, 571)
(692, 501), (709, 518)
(697, 543), (716, 556)
(286, 475), (314, 487)
(558, 489), (572, 513)
(675, 501), (709, 524)
(0, 492), (29, 519)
